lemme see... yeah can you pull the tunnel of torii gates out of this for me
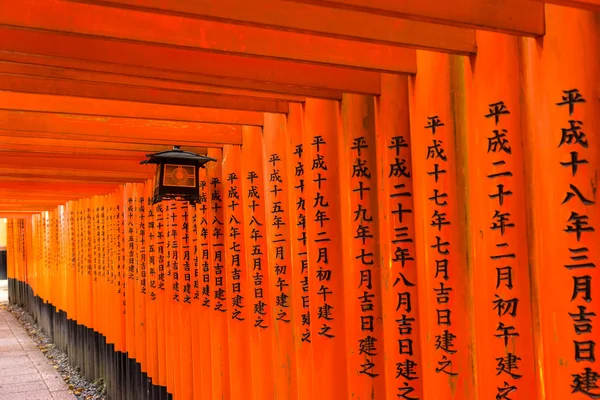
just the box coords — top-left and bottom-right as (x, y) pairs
(1, 0), (599, 399)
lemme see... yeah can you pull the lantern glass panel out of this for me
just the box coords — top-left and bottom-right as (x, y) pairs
(162, 164), (196, 188)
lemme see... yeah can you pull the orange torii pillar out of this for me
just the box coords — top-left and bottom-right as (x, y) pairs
(520, 5), (599, 399)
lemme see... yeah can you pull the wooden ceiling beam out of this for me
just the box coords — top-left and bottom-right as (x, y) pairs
(0, 60), (307, 103)
(1, 189), (110, 197)
(0, 129), (225, 149)
(0, 146), (175, 160)
(0, 0), (416, 73)
(0, 136), (207, 157)
(0, 196), (87, 203)
(0, 52), (343, 100)
(0, 92), (263, 127)
(0, 155), (151, 173)
(0, 72), (290, 114)
(285, 0), (545, 36)
(0, 28), (381, 94)
(0, 213), (36, 218)
(0, 181), (120, 193)
(0, 169), (151, 183)
(82, 0), (476, 54)
(533, 0), (600, 11)
(0, 111), (240, 146)
(0, 205), (58, 212)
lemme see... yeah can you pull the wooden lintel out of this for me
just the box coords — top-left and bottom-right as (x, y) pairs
(0, 72), (290, 114)
(0, 60), (307, 103)
(286, 0), (545, 36)
(0, 213), (36, 218)
(0, 169), (150, 183)
(0, 0), (416, 73)
(533, 0), (600, 11)
(0, 181), (120, 193)
(0, 28), (382, 94)
(0, 154), (152, 173)
(0, 92), (264, 127)
(0, 206), (55, 213)
(0, 129), (224, 149)
(0, 137), (208, 157)
(0, 52), (344, 100)
(85, 0), (476, 54)
(0, 111), (240, 145)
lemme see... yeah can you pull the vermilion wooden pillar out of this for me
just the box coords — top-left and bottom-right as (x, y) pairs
(222, 143), (253, 400)
(459, 30), (537, 399)
(409, 51), (477, 399)
(376, 74), (425, 400)
(339, 93), (387, 398)
(285, 103), (315, 400)
(303, 98), (350, 400)
(206, 148), (231, 400)
(262, 113), (299, 400)
(194, 165), (213, 400)
(241, 125), (274, 400)
(520, 5), (599, 399)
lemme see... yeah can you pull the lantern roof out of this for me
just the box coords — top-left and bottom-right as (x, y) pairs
(140, 146), (216, 165)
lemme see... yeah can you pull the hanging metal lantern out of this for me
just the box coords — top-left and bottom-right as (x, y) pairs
(140, 146), (216, 205)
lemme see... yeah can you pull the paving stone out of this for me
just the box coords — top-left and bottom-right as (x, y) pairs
(0, 372), (43, 385)
(0, 308), (71, 397)
(0, 379), (48, 394)
(0, 366), (39, 377)
(0, 390), (53, 400)
(51, 390), (77, 399)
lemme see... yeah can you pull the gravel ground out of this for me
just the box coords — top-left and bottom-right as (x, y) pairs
(3, 303), (106, 400)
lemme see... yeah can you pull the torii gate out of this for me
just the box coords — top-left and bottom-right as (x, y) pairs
(1, 1), (599, 399)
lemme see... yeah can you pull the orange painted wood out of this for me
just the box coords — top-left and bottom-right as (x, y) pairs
(0, 213), (37, 218)
(222, 144), (254, 400)
(302, 99), (350, 399)
(262, 113), (299, 399)
(0, 53), (342, 101)
(0, 28), (380, 95)
(206, 148), (231, 400)
(288, 0), (545, 36)
(0, 154), (150, 172)
(339, 93), (387, 397)
(0, 168), (151, 183)
(0, 92), (263, 126)
(135, 184), (149, 375)
(89, 0), (476, 55)
(0, 0), (416, 73)
(0, 60), (308, 103)
(375, 74), (424, 400)
(0, 111), (241, 146)
(519, 5), (600, 398)
(408, 51), (476, 399)
(195, 166), (214, 400)
(0, 73), (290, 114)
(154, 199), (168, 388)
(0, 136), (207, 155)
(189, 200), (202, 400)
(461, 31), (537, 398)
(284, 103), (315, 400)
(172, 201), (186, 399)
(0, 145), (205, 160)
(531, 0), (600, 10)
(162, 201), (175, 396)
(0, 182), (119, 195)
(179, 201), (194, 400)
(124, 185), (137, 361)
(240, 126), (275, 400)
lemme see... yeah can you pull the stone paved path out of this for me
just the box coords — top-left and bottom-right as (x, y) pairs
(0, 305), (75, 399)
